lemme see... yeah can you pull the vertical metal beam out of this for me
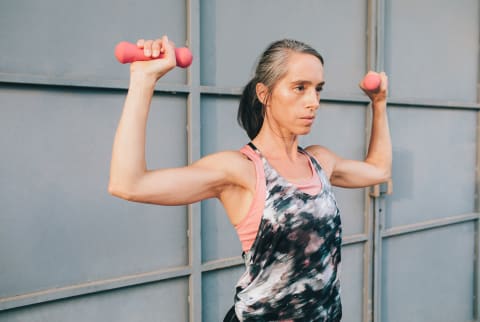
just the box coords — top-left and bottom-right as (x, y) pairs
(186, 0), (202, 321)
(473, 111), (480, 321)
(371, 186), (387, 322)
(366, 0), (377, 72)
(374, 0), (386, 73)
(473, 112), (479, 322)
(474, 2), (480, 317)
(371, 1), (386, 321)
(364, 1), (377, 321)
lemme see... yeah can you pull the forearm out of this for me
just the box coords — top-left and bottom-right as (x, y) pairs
(109, 73), (157, 191)
(365, 99), (392, 178)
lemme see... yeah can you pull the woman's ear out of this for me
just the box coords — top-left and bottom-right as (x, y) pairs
(256, 83), (268, 105)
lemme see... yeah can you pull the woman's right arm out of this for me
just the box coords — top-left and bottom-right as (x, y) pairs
(108, 36), (243, 205)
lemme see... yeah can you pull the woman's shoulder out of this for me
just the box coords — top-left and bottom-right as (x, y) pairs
(194, 149), (256, 182)
(200, 149), (254, 165)
(304, 145), (338, 178)
(304, 144), (333, 156)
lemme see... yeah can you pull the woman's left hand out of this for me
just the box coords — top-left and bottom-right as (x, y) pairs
(359, 71), (388, 104)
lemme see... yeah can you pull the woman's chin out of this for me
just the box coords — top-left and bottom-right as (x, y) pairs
(297, 128), (313, 136)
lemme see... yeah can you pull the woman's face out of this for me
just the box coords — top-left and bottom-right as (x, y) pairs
(263, 52), (324, 137)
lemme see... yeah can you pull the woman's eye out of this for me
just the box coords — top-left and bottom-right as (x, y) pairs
(316, 86), (323, 93)
(294, 85), (305, 92)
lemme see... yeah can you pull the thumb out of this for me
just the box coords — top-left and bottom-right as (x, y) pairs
(160, 35), (177, 67)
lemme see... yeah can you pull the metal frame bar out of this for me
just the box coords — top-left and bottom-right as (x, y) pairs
(372, 194), (385, 322)
(382, 213), (479, 239)
(474, 4), (480, 315)
(2, 79), (479, 111)
(368, 0), (386, 321)
(186, 0), (202, 321)
(0, 266), (192, 311)
(364, 0), (379, 320)
(475, 111), (480, 321)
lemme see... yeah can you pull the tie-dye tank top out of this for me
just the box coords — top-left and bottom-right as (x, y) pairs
(235, 143), (342, 321)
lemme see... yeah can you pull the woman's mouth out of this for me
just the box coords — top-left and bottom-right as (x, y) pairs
(301, 116), (315, 125)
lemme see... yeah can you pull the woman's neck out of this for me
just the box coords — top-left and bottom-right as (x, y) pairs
(252, 129), (300, 162)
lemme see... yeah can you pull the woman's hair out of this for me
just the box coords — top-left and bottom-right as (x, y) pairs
(237, 39), (324, 139)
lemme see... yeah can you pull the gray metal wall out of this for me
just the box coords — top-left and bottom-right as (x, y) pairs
(0, 1), (478, 321)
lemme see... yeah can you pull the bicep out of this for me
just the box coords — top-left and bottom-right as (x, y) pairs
(113, 153), (233, 205)
(307, 145), (390, 189)
(131, 165), (227, 205)
(330, 158), (390, 188)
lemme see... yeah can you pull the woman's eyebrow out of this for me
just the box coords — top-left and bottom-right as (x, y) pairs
(291, 80), (326, 86)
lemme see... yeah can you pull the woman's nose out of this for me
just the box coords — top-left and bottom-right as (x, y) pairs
(308, 89), (320, 109)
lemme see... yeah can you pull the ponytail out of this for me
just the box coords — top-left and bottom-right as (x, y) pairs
(237, 78), (265, 140)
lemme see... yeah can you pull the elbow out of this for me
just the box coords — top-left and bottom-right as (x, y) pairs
(366, 158), (392, 184)
(108, 182), (120, 197)
(379, 166), (392, 183)
(108, 182), (137, 202)
(380, 173), (391, 184)
(108, 170), (144, 201)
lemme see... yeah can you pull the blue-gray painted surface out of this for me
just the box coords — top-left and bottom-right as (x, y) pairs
(0, 0), (478, 321)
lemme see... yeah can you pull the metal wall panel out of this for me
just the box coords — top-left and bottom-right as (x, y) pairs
(0, 0), (188, 86)
(0, 86), (188, 298)
(202, 266), (245, 322)
(341, 244), (365, 322)
(382, 223), (475, 322)
(0, 278), (189, 322)
(380, 1), (479, 320)
(385, 106), (477, 228)
(200, 0), (368, 96)
(385, 0), (479, 102)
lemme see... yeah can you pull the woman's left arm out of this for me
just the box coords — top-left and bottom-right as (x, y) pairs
(309, 72), (392, 188)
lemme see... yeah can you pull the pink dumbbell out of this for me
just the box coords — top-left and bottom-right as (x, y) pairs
(362, 71), (381, 91)
(114, 41), (193, 68)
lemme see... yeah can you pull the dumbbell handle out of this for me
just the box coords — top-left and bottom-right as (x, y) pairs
(114, 41), (193, 68)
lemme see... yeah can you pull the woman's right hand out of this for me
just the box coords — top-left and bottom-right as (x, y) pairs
(130, 35), (177, 82)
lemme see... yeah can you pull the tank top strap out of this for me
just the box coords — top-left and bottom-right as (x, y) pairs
(298, 146), (332, 193)
(247, 142), (260, 153)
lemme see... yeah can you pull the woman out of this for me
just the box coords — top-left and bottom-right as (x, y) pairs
(109, 36), (391, 321)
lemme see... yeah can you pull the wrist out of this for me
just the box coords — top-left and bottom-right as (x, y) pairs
(372, 98), (387, 109)
(129, 69), (158, 90)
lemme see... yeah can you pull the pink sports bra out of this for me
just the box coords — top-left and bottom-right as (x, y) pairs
(235, 144), (323, 251)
